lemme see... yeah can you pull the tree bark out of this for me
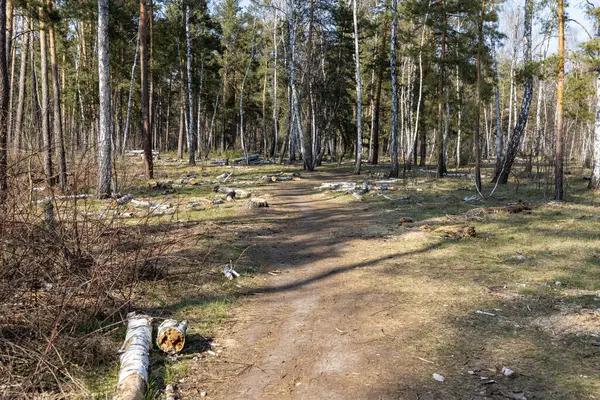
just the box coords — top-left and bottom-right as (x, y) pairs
(97, 0), (112, 197)
(140, 0), (153, 179)
(185, 1), (196, 165)
(474, 0), (485, 192)
(389, 0), (399, 177)
(491, 0), (533, 184)
(0, 0), (8, 198)
(39, 4), (53, 186)
(555, 0), (564, 199)
(352, 0), (362, 174)
(48, 0), (67, 192)
(13, 15), (28, 151)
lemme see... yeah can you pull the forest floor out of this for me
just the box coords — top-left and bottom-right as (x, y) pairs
(88, 158), (600, 400)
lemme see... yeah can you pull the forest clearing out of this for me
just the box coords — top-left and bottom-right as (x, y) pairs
(1, 0), (600, 398)
(3, 157), (600, 399)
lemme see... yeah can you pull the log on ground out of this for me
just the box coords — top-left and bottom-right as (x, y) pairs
(114, 314), (153, 400)
(156, 319), (188, 354)
(248, 198), (269, 208)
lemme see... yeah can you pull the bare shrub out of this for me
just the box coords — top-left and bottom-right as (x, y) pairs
(0, 153), (174, 397)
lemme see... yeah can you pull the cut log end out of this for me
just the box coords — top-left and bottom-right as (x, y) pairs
(156, 319), (188, 354)
(248, 198), (269, 209)
(157, 329), (185, 354)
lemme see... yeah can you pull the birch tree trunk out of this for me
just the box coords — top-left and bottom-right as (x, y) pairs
(122, 33), (139, 154)
(13, 16), (27, 151)
(492, 33), (502, 169)
(185, 1), (196, 165)
(491, 0), (534, 184)
(48, 0), (67, 192)
(140, 0), (153, 178)
(240, 21), (256, 163)
(352, 0), (362, 174)
(389, 0), (399, 177)
(97, 0), (112, 197)
(39, 4), (53, 186)
(591, 27), (600, 189)
(272, 9), (279, 157)
(474, 0), (484, 192)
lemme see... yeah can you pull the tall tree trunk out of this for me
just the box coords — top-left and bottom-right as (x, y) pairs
(177, 87), (184, 159)
(240, 21), (256, 163)
(492, 33), (502, 169)
(591, 24), (600, 189)
(555, 0), (564, 199)
(39, 4), (53, 186)
(140, 0), (153, 178)
(303, 0), (315, 171)
(436, 3), (446, 178)
(474, 0), (485, 192)
(97, 0), (111, 197)
(14, 16), (28, 151)
(0, 0), (7, 198)
(185, 1), (195, 165)
(48, 0), (67, 192)
(491, 0), (533, 184)
(389, 0), (399, 177)
(272, 9), (279, 157)
(122, 31), (139, 153)
(29, 18), (41, 151)
(352, 0), (362, 174)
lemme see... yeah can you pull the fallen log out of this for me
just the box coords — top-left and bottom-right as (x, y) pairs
(466, 202), (532, 217)
(130, 199), (171, 211)
(113, 194), (134, 206)
(156, 319), (188, 354)
(213, 185), (250, 198)
(115, 314), (152, 400)
(248, 198), (269, 208)
(233, 153), (260, 164)
(426, 224), (476, 239)
(124, 149), (159, 157)
(36, 194), (95, 204)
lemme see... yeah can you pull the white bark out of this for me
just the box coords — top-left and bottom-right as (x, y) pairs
(240, 21), (256, 163)
(115, 315), (152, 400)
(389, 0), (398, 176)
(185, 2), (196, 164)
(97, 0), (112, 196)
(156, 319), (188, 354)
(122, 33), (139, 154)
(352, 0), (362, 174)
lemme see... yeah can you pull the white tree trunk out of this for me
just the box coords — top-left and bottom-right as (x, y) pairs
(185, 1), (196, 164)
(97, 0), (112, 197)
(389, 0), (399, 177)
(122, 33), (139, 154)
(352, 0), (362, 174)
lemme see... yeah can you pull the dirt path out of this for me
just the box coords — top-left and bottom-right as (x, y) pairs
(182, 171), (452, 399)
(179, 171), (581, 399)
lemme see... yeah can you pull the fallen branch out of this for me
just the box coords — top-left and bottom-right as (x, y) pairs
(36, 194), (95, 204)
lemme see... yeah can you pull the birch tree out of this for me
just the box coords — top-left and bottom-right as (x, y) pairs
(97, 0), (112, 197)
(140, 0), (153, 179)
(186, 0), (196, 165)
(492, 0), (534, 184)
(352, 0), (363, 174)
(390, 0), (399, 177)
